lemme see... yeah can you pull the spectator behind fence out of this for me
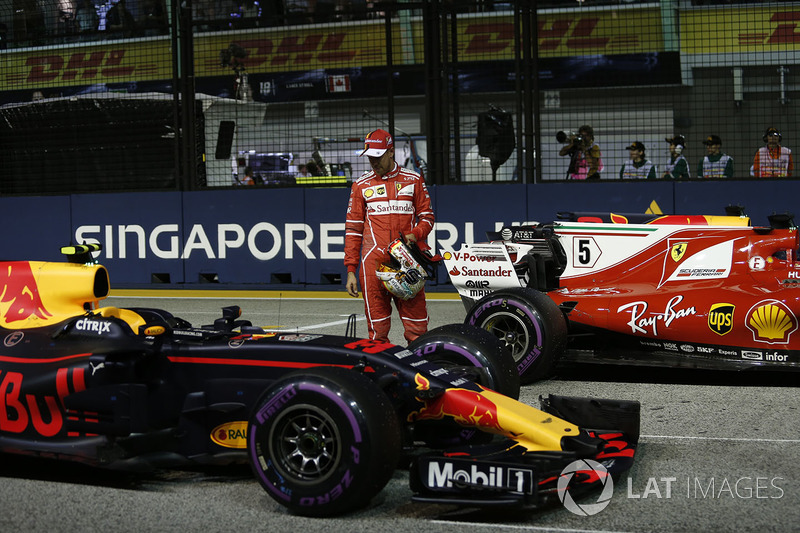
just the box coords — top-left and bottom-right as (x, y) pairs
(306, 161), (324, 177)
(619, 141), (656, 179)
(56, 0), (75, 35)
(14, 0), (46, 44)
(193, 0), (220, 30)
(557, 124), (603, 180)
(233, 0), (260, 28)
(74, 0), (99, 34)
(752, 127), (793, 178)
(284, 0), (312, 24)
(314, 0), (336, 22)
(140, 0), (167, 35)
(240, 166), (256, 185)
(697, 135), (733, 179)
(662, 135), (691, 180)
(105, 0), (137, 37)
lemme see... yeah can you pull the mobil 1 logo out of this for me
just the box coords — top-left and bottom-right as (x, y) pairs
(419, 457), (534, 496)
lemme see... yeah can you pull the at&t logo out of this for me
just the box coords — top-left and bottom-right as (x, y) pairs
(558, 459), (614, 516)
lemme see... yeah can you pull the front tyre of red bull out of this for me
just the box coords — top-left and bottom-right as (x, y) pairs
(246, 367), (402, 517)
(466, 287), (567, 384)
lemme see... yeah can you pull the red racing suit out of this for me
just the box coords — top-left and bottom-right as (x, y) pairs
(344, 162), (434, 343)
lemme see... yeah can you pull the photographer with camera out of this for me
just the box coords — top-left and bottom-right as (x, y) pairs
(557, 125), (603, 180)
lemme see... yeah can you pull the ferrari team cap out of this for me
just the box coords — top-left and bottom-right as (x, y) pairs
(703, 135), (722, 146)
(359, 129), (393, 157)
(626, 141), (645, 151)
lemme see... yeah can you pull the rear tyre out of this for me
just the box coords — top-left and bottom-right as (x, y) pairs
(465, 287), (567, 384)
(247, 367), (401, 517)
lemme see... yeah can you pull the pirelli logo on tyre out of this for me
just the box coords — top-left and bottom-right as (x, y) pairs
(708, 303), (734, 336)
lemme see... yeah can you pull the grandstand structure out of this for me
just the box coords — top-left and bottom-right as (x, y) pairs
(0, 0), (798, 192)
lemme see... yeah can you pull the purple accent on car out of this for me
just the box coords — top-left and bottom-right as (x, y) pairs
(248, 423), (291, 502)
(441, 343), (482, 367)
(473, 297), (544, 373)
(256, 386), (297, 424)
(299, 382), (362, 443)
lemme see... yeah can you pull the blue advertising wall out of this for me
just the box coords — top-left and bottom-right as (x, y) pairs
(0, 180), (793, 288)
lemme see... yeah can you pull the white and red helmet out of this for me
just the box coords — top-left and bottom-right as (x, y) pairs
(376, 239), (428, 300)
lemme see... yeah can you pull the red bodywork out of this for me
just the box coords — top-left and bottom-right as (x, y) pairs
(550, 223), (800, 366)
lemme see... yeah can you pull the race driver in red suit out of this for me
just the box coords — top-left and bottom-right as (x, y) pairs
(345, 129), (435, 343)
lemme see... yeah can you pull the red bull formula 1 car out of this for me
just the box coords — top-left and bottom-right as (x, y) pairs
(443, 209), (800, 383)
(0, 245), (640, 516)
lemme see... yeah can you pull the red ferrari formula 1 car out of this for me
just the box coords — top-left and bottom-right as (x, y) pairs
(443, 209), (800, 383)
(0, 245), (639, 516)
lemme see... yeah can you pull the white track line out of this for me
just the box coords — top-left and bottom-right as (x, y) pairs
(263, 316), (366, 332)
(429, 521), (634, 533)
(640, 434), (800, 444)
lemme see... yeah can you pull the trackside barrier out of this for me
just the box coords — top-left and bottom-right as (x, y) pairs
(0, 180), (790, 287)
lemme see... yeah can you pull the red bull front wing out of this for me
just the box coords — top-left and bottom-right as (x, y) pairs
(409, 394), (640, 508)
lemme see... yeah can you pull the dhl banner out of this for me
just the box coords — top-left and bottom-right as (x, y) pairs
(1, 7), (664, 92)
(410, 7), (665, 63)
(3, 39), (174, 91)
(1, 21), (402, 92)
(193, 21), (402, 77)
(682, 5), (800, 54)
(4, 4), (798, 93)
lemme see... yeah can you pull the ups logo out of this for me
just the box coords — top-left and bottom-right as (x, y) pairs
(708, 303), (734, 336)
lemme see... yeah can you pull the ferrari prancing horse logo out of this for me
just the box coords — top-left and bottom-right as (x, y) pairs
(670, 242), (688, 262)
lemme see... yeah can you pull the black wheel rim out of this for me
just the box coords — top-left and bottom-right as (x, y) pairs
(269, 403), (341, 484)
(481, 312), (530, 363)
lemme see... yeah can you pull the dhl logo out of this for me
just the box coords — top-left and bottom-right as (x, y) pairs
(462, 20), (613, 55)
(8, 49), (159, 86)
(205, 34), (357, 72)
(685, 8), (800, 53)
(460, 16), (647, 58)
(739, 11), (800, 46)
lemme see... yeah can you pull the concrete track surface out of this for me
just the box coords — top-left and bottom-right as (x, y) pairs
(1, 294), (798, 533)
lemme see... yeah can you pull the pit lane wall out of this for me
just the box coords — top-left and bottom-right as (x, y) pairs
(1, 180), (793, 287)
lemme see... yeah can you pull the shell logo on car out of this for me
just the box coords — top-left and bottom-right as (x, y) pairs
(211, 421), (248, 449)
(746, 300), (799, 344)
